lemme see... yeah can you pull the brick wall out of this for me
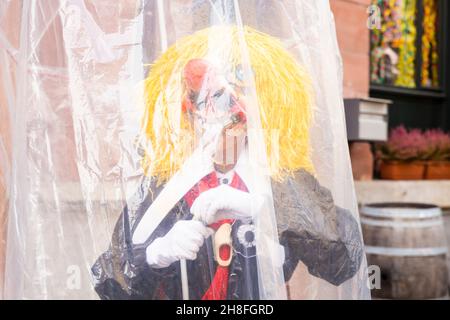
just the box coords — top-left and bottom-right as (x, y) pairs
(330, 0), (371, 98)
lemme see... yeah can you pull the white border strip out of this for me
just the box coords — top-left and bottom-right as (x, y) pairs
(365, 246), (448, 257)
(361, 217), (443, 229)
(361, 206), (441, 219)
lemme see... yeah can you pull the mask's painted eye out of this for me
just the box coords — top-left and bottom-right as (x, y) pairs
(212, 88), (225, 99)
(235, 64), (255, 82)
(189, 91), (198, 104)
(196, 100), (207, 110)
(235, 65), (244, 81)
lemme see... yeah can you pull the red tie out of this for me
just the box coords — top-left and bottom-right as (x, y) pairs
(183, 172), (248, 300)
(201, 219), (233, 300)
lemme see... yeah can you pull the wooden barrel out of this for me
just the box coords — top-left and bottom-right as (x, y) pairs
(361, 203), (449, 299)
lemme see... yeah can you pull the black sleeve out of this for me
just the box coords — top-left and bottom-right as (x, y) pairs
(272, 170), (364, 286)
(90, 177), (186, 300)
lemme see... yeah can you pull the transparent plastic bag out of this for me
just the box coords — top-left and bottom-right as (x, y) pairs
(1, 0), (370, 300)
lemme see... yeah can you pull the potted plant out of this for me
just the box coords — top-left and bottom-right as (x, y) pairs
(423, 129), (450, 180)
(376, 126), (428, 180)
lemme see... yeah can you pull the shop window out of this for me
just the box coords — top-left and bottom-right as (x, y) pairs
(370, 0), (443, 91)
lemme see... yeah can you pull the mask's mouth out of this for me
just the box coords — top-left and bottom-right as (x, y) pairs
(192, 107), (247, 162)
(193, 109), (246, 139)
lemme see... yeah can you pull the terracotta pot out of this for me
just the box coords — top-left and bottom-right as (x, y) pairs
(425, 161), (450, 180)
(380, 161), (426, 180)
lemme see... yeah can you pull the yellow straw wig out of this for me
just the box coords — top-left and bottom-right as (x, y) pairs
(141, 26), (314, 183)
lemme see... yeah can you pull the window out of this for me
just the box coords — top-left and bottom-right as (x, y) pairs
(370, 0), (443, 91)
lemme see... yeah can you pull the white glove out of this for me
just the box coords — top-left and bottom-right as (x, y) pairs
(146, 220), (213, 268)
(190, 184), (266, 225)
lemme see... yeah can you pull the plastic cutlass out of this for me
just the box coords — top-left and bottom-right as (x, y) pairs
(132, 139), (215, 245)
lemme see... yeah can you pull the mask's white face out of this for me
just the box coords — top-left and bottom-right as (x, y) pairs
(191, 85), (234, 126)
(191, 91), (247, 169)
(185, 64), (248, 169)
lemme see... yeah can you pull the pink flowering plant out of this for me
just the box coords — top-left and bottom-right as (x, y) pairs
(423, 129), (450, 161)
(377, 126), (445, 162)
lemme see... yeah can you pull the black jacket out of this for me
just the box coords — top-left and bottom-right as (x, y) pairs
(91, 170), (363, 299)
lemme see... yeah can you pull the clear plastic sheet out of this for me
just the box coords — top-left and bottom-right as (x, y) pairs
(0, 0), (370, 300)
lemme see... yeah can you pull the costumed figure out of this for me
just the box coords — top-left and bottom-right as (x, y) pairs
(91, 27), (364, 300)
